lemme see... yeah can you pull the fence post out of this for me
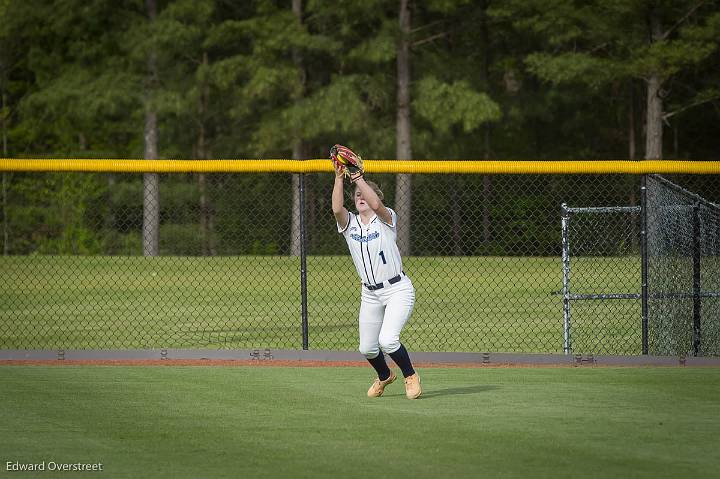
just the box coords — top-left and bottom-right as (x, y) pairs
(561, 203), (571, 355)
(299, 174), (309, 350)
(692, 201), (702, 356)
(640, 175), (649, 354)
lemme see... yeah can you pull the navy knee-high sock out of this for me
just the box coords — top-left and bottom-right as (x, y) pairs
(388, 344), (415, 378)
(367, 353), (392, 381)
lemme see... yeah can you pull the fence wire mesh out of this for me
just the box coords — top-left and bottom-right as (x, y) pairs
(562, 206), (641, 354)
(1, 170), (718, 355)
(646, 175), (720, 356)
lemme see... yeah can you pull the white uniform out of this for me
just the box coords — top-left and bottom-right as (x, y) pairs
(338, 208), (416, 358)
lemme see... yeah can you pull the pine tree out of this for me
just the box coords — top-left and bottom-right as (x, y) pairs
(491, 0), (720, 159)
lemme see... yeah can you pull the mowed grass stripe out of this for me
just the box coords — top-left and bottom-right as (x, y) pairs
(0, 255), (641, 352)
(0, 366), (717, 479)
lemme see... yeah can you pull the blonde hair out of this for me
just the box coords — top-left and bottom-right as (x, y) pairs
(355, 180), (384, 200)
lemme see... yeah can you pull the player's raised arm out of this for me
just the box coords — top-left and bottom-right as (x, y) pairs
(332, 162), (349, 227)
(351, 174), (392, 225)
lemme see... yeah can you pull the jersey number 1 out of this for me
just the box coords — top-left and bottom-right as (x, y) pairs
(379, 250), (387, 264)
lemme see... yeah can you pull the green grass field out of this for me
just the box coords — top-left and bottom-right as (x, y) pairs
(1, 365), (718, 478)
(1, 255), (641, 353)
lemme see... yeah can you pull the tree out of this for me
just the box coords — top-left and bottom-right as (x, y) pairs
(148, 0), (229, 256)
(1, 0), (12, 254)
(217, 0), (380, 254)
(404, 0), (502, 254)
(395, 0), (413, 255)
(492, 0), (720, 159)
(291, 0), (309, 257)
(1, 0), (144, 254)
(142, 0), (160, 256)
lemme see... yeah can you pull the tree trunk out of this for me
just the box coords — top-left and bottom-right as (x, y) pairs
(645, 8), (664, 160)
(291, 142), (309, 256)
(197, 51), (215, 256)
(197, 144), (215, 256)
(198, 173), (213, 255)
(482, 175), (491, 252)
(1, 171), (6, 256)
(290, 0), (308, 257)
(143, 113), (159, 256)
(480, 0), (491, 252)
(143, 0), (160, 257)
(2, 92), (7, 255)
(451, 180), (462, 255)
(629, 82), (636, 161)
(628, 82), (638, 208)
(106, 173), (116, 252)
(645, 73), (663, 160)
(395, 0), (412, 256)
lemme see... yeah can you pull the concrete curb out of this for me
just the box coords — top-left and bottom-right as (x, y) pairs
(1, 349), (718, 366)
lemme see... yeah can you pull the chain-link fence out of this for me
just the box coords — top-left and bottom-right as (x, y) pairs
(646, 175), (720, 356)
(561, 205), (642, 355)
(562, 174), (720, 357)
(1, 169), (718, 354)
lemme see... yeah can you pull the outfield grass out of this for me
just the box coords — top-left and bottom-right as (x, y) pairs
(0, 255), (641, 353)
(1, 366), (718, 478)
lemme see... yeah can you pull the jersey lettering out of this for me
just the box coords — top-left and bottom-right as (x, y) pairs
(350, 232), (380, 243)
(338, 209), (403, 285)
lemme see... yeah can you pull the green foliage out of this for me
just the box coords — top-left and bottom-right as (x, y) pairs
(425, 0), (474, 13)
(414, 76), (501, 134)
(494, 0), (720, 86)
(525, 53), (620, 89)
(251, 75), (370, 153)
(631, 34), (718, 78)
(0, 0), (716, 162)
(159, 223), (202, 255)
(5, 173), (108, 254)
(347, 19), (397, 64)
(2, 0), (719, 258)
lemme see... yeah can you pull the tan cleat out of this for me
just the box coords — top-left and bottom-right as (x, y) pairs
(404, 373), (422, 399)
(367, 371), (397, 397)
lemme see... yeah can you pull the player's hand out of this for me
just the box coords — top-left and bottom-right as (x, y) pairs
(333, 160), (346, 179)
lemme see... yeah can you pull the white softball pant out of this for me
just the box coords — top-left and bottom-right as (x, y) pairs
(358, 275), (415, 359)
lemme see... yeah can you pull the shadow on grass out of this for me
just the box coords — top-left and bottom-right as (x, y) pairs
(418, 384), (498, 399)
(385, 384), (498, 399)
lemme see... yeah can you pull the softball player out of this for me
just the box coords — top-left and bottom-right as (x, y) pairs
(331, 161), (421, 399)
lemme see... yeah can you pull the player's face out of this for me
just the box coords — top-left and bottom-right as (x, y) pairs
(354, 189), (370, 213)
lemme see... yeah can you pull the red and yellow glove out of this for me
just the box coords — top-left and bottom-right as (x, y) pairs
(330, 144), (364, 183)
